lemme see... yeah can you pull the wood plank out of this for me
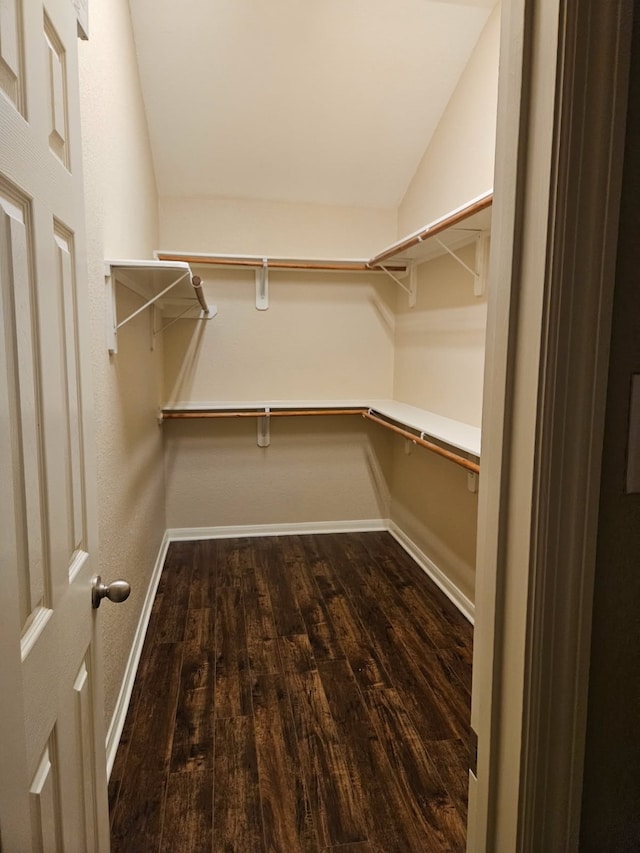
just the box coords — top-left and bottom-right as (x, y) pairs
(160, 770), (213, 852)
(428, 739), (470, 823)
(261, 537), (307, 636)
(323, 844), (375, 853)
(153, 603), (189, 643)
(363, 687), (467, 849)
(215, 586), (252, 717)
(286, 536), (344, 662)
(242, 561), (281, 675)
(170, 609), (215, 771)
(253, 674), (320, 852)
(345, 532), (450, 650)
(157, 541), (195, 606)
(216, 537), (255, 588)
(124, 642), (183, 775)
(284, 665), (367, 848)
(278, 633), (317, 674)
(329, 541), (459, 742)
(317, 660), (440, 853)
(188, 539), (217, 609)
(110, 768), (166, 853)
(213, 716), (265, 853)
(311, 553), (392, 691)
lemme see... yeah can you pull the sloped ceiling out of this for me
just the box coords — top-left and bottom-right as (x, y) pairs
(128, 0), (494, 208)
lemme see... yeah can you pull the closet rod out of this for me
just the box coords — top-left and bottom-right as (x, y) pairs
(362, 411), (480, 474)
(162, 406), (480, 473)
(370, 192), (493, 267)
(162, 408), (367, 419)
(191, 275), (208, 313)
(157, 254), (407, 274)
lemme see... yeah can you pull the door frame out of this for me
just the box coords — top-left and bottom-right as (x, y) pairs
(471, 0), (634, 849)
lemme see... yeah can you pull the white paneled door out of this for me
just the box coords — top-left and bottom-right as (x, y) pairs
(0, 0), (110, 850)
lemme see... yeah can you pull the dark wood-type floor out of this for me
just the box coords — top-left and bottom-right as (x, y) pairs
(109, 532), (473, 852)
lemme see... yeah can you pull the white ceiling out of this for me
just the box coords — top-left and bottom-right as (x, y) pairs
(129, 0), (494, 209)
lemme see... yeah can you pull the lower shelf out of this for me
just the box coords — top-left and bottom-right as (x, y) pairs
(160, 399), (481, 474)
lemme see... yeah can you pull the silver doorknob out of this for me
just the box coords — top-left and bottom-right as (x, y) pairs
(91, 575), (131, 609)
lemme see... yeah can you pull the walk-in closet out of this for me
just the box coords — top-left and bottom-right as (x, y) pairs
(102, 1), (499, 849)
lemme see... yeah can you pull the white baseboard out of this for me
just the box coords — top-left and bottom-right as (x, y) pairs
(388, 521), (475, 624)
(105, 530), (171, 779)
(166, 518), (389, 541)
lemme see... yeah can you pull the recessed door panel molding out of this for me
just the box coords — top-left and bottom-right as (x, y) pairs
(73, 659), (98, 852)
(43, 12), (68, 169)
(0, 0), (25, 114)
(0, 187), (48, 627)
(29, 737), (63, 853)
(54, 224), (85, 557)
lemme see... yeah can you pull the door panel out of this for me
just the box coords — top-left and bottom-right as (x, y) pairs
(0, 0), (109, 849)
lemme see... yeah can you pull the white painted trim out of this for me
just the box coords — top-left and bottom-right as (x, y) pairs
(388, 521), (474, 624)
(105, 530), (171, 778)
(166, 518), (389, 541)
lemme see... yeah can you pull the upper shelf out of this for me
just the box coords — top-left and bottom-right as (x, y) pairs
(104, 259), (216, 354)
(155, 191), (492, 275)
(154, 192), (493, 308)
(369, 190), (492, 268)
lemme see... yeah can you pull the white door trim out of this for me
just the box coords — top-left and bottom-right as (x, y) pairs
(471, 0), (633, 850)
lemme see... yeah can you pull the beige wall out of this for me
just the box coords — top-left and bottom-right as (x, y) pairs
(164, 417), (393, 529)
(163, 274), (395, 405)
(397, 3), (500, 237)
(159, 196), (396, 258)
(160, 197), (398, 530)
(79, 0), (164, 731)
(393, 245), (487, 426)
(388, 245), (486, 600)
(383, 5), (499, 601)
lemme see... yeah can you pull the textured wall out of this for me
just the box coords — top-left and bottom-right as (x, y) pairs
(389, 245), (486, 601)
(394, 245), (488, 427)
(163, 274), (396, 405)
(397, 3), (500, 237)
(78, 0), (164, 732)
(164, 416), (394, 529)
(159, 196), (397, 259)
(160, 196), (398, 531)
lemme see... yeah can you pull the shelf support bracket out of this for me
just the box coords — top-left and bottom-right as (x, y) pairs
(105, 265), (118, 354)
(433, 232), (491, 298)
(257, 407), (270, 447)
(474, 231), (491, 297)
(377, 263), (417, 308)
(256, 258), (269, 310)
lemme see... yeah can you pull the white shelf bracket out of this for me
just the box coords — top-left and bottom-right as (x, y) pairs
(378, 264), (416, 307)
(256, 258), (269, 310)
(104, 264), (118, 354)
(474, 231), (491, 297)
(433, 233), (490, 298)
(467, 471), (479, 493)
(257, 407), (270, 446)
(433, 237), (477, 278)
(104, 262), (216, 354)
(408, 263), (417, 308)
